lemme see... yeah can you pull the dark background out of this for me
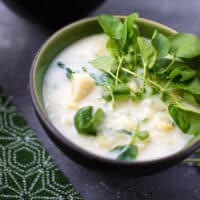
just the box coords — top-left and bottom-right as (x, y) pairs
(0, 0), (200, 199)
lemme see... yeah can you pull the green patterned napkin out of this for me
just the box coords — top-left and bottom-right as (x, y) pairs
(0, 89), (82, 200)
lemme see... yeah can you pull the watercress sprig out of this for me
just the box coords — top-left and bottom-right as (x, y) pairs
(89, 13), (200, 139)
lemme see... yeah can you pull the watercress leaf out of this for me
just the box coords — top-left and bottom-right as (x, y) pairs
(98, 14), (124, 40)
(167, 62), (196, 82)
(120, 18), (128, 48)
(138, 131), (149, 140)
(137, 37), (157, 69)
(106, 39), (121, 58)
(74, 106), (105, 135)
(169, 78), (200, 94)
(90, 56), (117, 74)
(127, 13), (138, 38)
(131, 90), (145, 102)
(169, 33), (200, 58)
(152, 31), (169, 58)
(89, 108), (105, 132)
(168, 67), (182, 80)
(111, 145), (138, 160)
(90, 73), (115, 86)
(74, 106), (93, 133)
(120, 13), (139, 48)
(168, 104), (200, 135)
(182, 92), (199, 106)
(102, 92), (112, 102)
(162, 92), (170, 102)
(153, 58), (172, 75)
(180, 69), (196, 81)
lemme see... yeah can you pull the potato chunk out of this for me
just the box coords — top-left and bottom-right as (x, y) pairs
(159, 122), (174, 132)
(71, 73), (95, 101)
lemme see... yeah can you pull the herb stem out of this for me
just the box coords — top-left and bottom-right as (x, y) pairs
(122, 67), (143, 79)
(122, 68), (164, 92)
(162, 56), (176, 74)
(169, 93), (180, 105)
(129, 124), (139, 145)
(116, 57), (124, 85)
(147, 79), (164, 92)
(108, 71), (123, 84)
(142, 64), (147, 92)
(164, 80), (171, 91)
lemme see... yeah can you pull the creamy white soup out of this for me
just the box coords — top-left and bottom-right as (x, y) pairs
(43, 34), (193, 161)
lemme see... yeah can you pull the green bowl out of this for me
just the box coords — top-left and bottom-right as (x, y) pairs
(29, 16), (200, 174)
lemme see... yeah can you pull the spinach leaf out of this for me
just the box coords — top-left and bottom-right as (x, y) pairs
(90, 56), (117, 74)
(169, 33), (200, 58)
(137, 37), (157, 69)
(168, 104), (200, 135)
(169, 78), (200, 94)
(74, 106), (105, 135)
(111, 144), (138, 160)
(152, 31), (169, 58)
(98, 14), (124, 40)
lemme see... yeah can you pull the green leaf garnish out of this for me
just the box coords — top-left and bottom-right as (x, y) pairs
(57, 61), (65, 68)
(90, 56), (117, 73)
(98, 14), (124, 40)
(111, 145), (138, 161)
(137, 36), (157, 69)
(169, 78), (200, 95)
(90, 13), (200, 153)
(169, 33), (200, 58)
(66, 67), (74, 80)
(74, 106), (105, 135)
(137, 131), (149, 140)
(116, 129), (132, 135)
(152, 30), (169, 58)
(168, 104), (200, 135)
(182, 92), (200, 106)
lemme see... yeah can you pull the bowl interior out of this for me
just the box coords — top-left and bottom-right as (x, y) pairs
(31, 17), (200, 164)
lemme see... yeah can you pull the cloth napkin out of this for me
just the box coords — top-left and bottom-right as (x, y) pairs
(0, 89), (82, 200)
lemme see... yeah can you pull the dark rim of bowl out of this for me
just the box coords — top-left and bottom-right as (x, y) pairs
(29, 16), (200, 167)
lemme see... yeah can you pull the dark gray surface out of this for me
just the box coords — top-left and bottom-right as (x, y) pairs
(0, 0), (200, 199)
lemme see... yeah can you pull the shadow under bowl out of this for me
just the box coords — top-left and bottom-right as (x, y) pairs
(29, 16), (200, 176)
